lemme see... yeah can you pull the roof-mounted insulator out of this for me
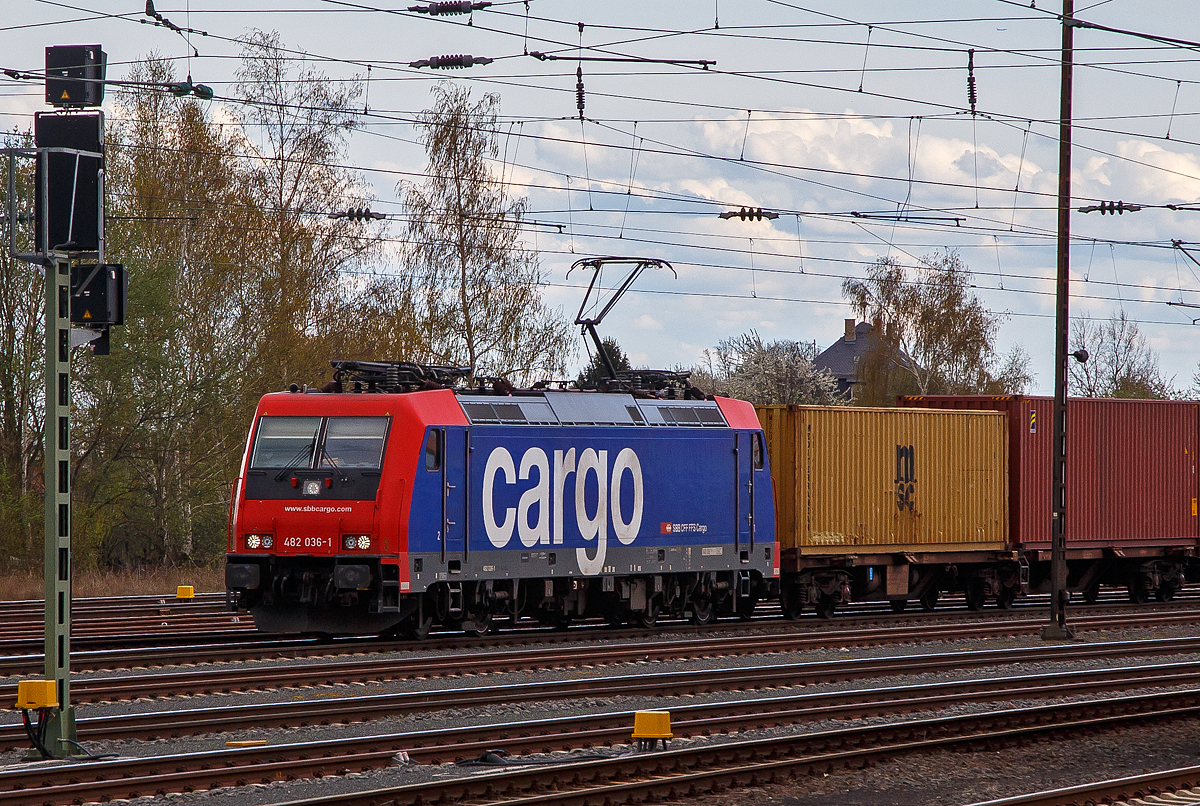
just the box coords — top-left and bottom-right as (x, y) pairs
(575, 64), (585, 120)
(408, 1), (491, 14)
(967, 49), (978, 115)
(409, 54), (494, 69)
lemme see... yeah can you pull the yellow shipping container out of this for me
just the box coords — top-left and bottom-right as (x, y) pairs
(757, 405), (1008, 556)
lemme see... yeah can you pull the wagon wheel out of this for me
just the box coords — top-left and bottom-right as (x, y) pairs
(1082, 583), (1101, 604)
(736, 596), (759, 621)
(1128, 578), (1150, 605)
(815, 593), (837, 620)
(1156, 582), (1178, 602)
(780, 587), (804, 620)
(995, 586), (1017, 610)
(889, 599), (908, 613)
(965, 580), (986, 612)
(920, 588), (939, 612)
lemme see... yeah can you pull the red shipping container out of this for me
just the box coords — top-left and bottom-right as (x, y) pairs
(900, 396), (1200, 551)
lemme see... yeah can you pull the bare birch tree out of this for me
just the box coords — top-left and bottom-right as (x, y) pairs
(1070, 310), (1173, 398)
(842, 250), (1032, 397)
(402, 84), (572, 383)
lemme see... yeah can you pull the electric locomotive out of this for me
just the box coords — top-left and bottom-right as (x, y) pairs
(224, 361), (778, 636)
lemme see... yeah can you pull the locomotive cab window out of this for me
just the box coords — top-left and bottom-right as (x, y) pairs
(250, 417), (321, 468)
(321, 417), (389, 469)
(425, 428), (442, 471)
(752, 432), (764, 469)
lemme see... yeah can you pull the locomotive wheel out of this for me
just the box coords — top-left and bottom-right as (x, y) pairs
(889, 599), (908, 613)
(404, 613), (434, 640)
(736, 597), (758, 621)
(815, 594), (836, 620)
(689, 598), (715, 626)
(1129, 579), (1150, 605)
(965, 581), (986, 612)
(995, 586), (1017, 610)
(637, 602), (661, 628)
(1083, 584), (1101, 604)
(463, 610), (494, 637)
(920, 589), (939, 612)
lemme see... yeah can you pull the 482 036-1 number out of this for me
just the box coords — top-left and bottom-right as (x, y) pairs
(282, 537), (331, 548)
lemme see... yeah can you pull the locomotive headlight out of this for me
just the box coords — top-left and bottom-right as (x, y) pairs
(261, 535), (274, 549)
(343, 535), (356, 550)
(245, 534), (261, 550)
(357, 535), (371, 550)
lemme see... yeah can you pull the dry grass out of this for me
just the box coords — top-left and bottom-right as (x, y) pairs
(0, 566), (226, 601)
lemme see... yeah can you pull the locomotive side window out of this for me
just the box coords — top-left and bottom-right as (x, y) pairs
(321, 417), (389, 468)
(250, 417), (322, 468)
(752, 432), (764, 469)
(425, 428), (442, 471)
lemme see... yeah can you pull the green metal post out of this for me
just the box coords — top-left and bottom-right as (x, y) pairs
(42, 252), (77, 754)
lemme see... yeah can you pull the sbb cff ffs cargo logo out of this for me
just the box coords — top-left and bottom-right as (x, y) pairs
(895, 444), (916, 512)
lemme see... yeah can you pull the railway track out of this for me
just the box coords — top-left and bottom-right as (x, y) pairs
(4, 597), (1200, 681)
(0, 587), (1186, 658)
(5, 677), (1200, 805)
(4, 641), (1200, 749)
(3, 621), (1200, 713)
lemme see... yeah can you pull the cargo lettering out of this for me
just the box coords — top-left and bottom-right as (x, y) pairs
(483, 445), (644, 574)
(894, 444), (915, 512)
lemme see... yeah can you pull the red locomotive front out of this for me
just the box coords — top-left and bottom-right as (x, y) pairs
(225, 386), (467, 634)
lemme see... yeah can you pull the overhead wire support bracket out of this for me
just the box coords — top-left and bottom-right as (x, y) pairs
(847, 210), (964, 225)
(528, 52), (715, 69)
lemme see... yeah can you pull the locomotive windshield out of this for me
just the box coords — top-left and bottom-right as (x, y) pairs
(249, 416), (390, 469)
(320, 417), (389, 468)
(250, 417), (321, 468)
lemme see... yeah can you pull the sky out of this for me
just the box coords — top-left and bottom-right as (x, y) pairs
(2, 1), (1200, 393)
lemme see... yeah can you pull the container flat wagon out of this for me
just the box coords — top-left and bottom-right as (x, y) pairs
(902, 396), (1200, 602)
(757, 404), (1013, 616)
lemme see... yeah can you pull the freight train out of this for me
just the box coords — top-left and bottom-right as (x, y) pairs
(225, 354), (1200, 634)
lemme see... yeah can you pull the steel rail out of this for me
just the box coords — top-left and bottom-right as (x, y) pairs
(5, 625), (1200, 709)
(2, 594), (1197, 677)
(4, 651), (1200, 750)
(967, 765), (1200, 806)
(5, 685), (1200, 806)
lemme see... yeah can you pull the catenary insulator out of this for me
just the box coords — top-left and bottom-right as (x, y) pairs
(408, 2), (491, 14)
(576, 64), (585, 119)
(967, 49), (977, 114)
(409, 54), (494, 69)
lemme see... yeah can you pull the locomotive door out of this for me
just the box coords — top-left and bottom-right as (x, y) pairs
(442, 427), (467, 558)
(735, 431), (754, 552)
